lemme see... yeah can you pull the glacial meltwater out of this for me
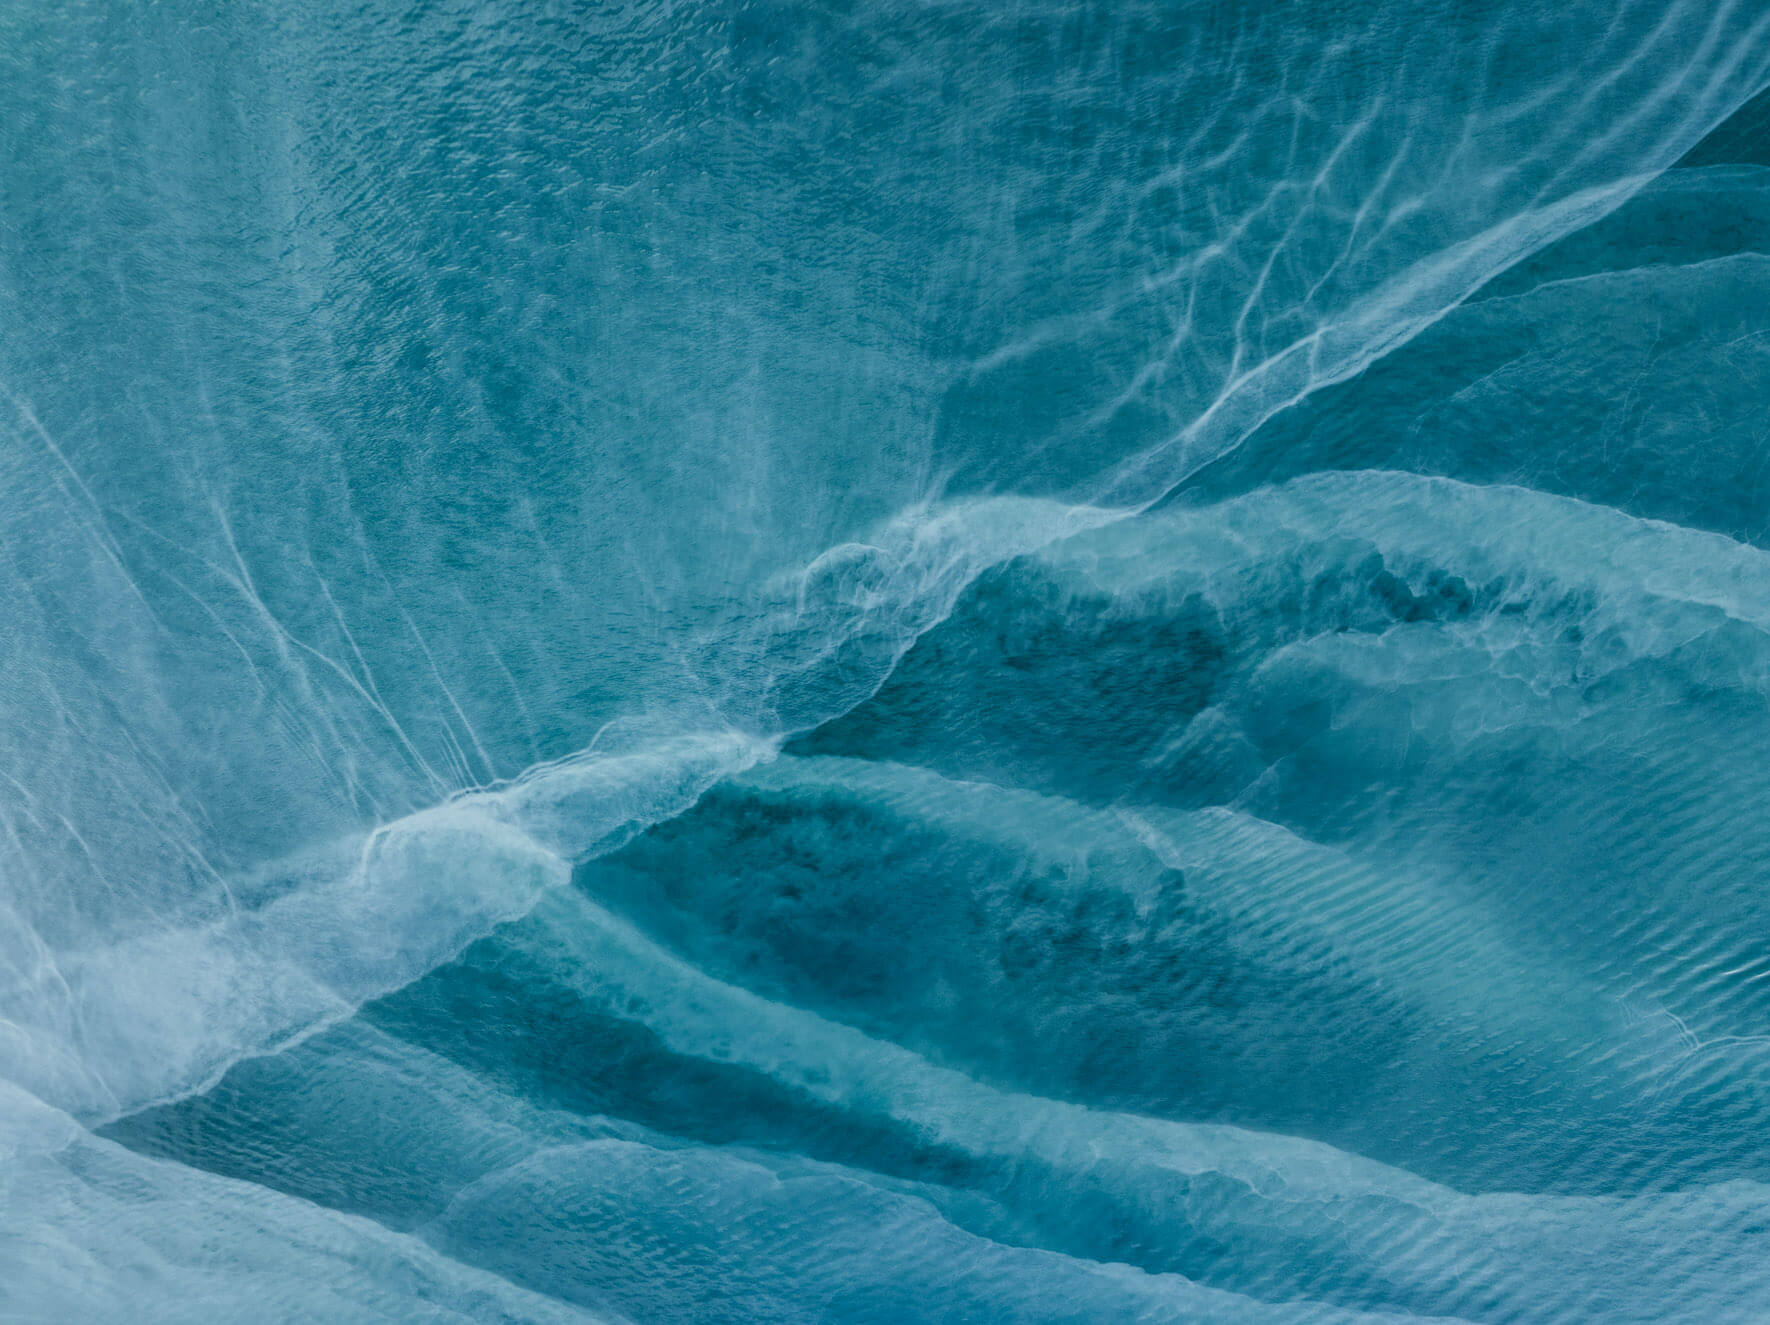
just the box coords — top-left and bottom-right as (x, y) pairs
(5, 2), (1770, 1320)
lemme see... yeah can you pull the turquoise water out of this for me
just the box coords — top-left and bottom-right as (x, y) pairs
(4, 2), (1770, 1319)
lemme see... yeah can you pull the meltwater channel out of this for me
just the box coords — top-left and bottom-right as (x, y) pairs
(5, 1), (1770, 1320)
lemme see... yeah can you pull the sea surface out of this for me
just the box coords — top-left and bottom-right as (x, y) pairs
(4, 2), (1770, 1320)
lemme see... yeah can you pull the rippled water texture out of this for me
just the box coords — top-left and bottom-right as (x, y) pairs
(5, 2), (1770, 1320)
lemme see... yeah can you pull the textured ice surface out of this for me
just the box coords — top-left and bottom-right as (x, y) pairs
(4, 1), (1770, 1320)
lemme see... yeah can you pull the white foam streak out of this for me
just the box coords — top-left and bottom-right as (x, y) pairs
(0, 730), (771, 1124)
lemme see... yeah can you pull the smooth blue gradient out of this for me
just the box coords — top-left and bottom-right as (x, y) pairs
(4, 2), (1770, 1320)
